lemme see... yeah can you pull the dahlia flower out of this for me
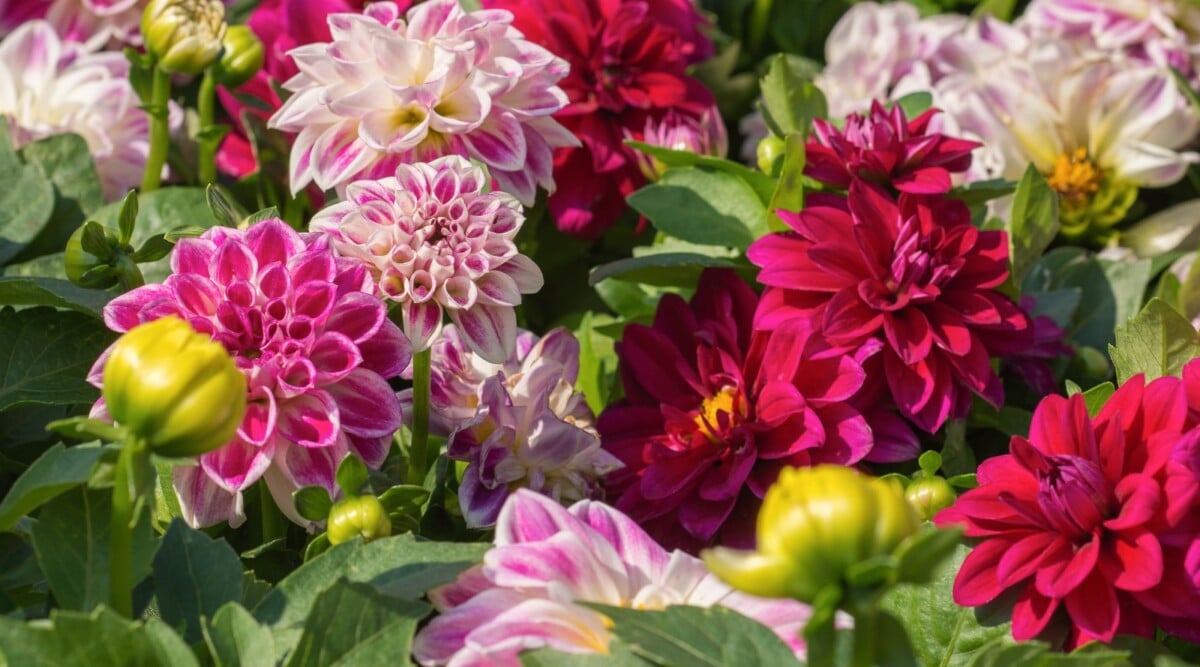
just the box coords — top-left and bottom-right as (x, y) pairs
(749, 184), (1031, 434)
(633, 105), (728, 180)
(269, 0), (576, 206)
(598, 269), (915, 552)
(0, 0), (145, 50)
(412, 489), (812, 666)
(0, 21), (157, 199)
(89, 219), (409, 528)
(935, 375), (1200, 647)
(482, 0), (715, 239)
(447, 329), (622, 527)
(310, 155), (543, 363)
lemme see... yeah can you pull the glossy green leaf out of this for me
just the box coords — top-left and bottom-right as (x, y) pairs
(0, 607), (199, 667)
(203, 602), (276, 667)
(0, 277), (113, 317)
(1006, 165), (1060, 287)
(153, 519), (245, 644)
(0, 443), (110, 530)
(627, 168), (769, 249)
(286, 580), (428, 667)
(0, 307), (115, 410)
(1110, 298), (1200, 384)
(759, 53), (827, 137)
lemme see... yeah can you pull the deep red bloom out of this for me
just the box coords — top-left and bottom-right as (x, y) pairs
(806, 102), (979, 195)
(748, 183), (1031, 433)
(482, 0), (715, 239)
(597, 269), (913, 553)
(936, 376), (1200, 648)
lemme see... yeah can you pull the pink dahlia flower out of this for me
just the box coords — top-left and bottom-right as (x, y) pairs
(412, 489), (812, 666)
(447, 329), (622, 527)
(633, 105), (728, 180)
(310, 155), (543, 363)
(749, 184), (1032, 434)
(935, 375), (1200, 647)
(597, 269), (914, 552)
(0, 0), (144, 50)
(482, 0), (715, 239)
(268, 0), (576, 206)
(89, 219), (410, 528)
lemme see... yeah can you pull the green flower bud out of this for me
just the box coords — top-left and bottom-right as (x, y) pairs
(905, 476), (957, 521)
(702, 465), (921, 603)
(64, 222), (144, 291)
(327, 495), (392, 545)
(103, 316), (246, 457)
(142, 0), (227, 75)
(214, 25), (264, 89)
(756, 135), (786, 175)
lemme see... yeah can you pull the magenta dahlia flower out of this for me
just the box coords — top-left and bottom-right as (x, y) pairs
(89, 219), (409, 528)
(482, 0), (715, 239)
(412, 490), (812, 666)
(597, 269), (914, 552)
(935, 375), (1200, 647)
(749, 184), (1031, 433)
(310, 155), (542, 363)
(268, 0), (576, 205)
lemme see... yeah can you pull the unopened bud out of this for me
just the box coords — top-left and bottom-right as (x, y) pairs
(142, 0), (227, 75)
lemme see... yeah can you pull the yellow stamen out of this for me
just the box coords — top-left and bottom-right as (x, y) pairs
(1046, 147), (1102, 207)
(694, 386), (746, 438)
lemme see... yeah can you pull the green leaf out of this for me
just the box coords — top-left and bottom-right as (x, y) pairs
(1109, 298), (1200, 384)
(520, 642), (651, 666)
(1080, 382), (1115, 417)
(205, 185), (248, 228)
(759, 53), (827, 137)
(0, 443), (109, 530)
(591, 604), (802, 667)
(894, 527), (962, 585)
(0, 277), (113, 316)
(627, 168), (769, 249)
(1006, 165), (1060, 287)
(116, 191), (138, 246)
(948, 179), (1018, 207)
(893, 91), (934, 118)
(253, 534), (488, 658)
(9, 132), (104, 265)
(87, 187), (214, 283)
(293, 486), (334, 523)
(153, 519), (245, 644)
(1100, 257), (1153, 330)
(0, 307), (116, 410)
(972, 0), (1017, 21)
(623, 141), (777, 204)
(203, 602), (276, 667)
(336, 455), (369, 497)
(768, 133), (806, 216)
(0, 606), (199, 667)
(573, 311), (618, 414)
(0, 164), (55, 265)
(881, 543), (1015, 666)
(918, 451), (943, 477)
(588, 253), (744, 287)
(246, 207), (281, 225)
(376, 485), (431, 514)
(286, 580), (429, 667)
(967, 640), (1130, 666)
(30, 487), (157, 613)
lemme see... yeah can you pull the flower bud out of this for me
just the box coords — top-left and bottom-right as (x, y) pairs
(213, 25), (263, 89)
(702, 465), (920, 603)
(103, 316), (246, 457)
(141, 0), (227, 75)
(64, 222), (145, 291)
(905, 476), (957, 521)
(756, 135), (786, 175)
(327, 495), (392, 545)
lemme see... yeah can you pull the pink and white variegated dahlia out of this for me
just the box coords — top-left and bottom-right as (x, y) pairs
(269, 0), (577, 205)
(89, 219), (410, 528)
(412, 490), (813, 666)
(0, 21), (157, 199)
(0, 0), (145, 50)
(310, 155), (543, 363)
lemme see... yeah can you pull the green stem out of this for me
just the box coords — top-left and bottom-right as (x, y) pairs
(748, 0), (773, 58)
(109, 437), (148, 617)
(140, 68), (173, 193)
(259, 479), (286, 544)
(408, 346), (432, 483)
(197, 69), (217, 185)
(850, 603), (879, 667)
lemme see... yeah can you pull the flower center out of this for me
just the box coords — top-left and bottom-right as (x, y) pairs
(694, 386), (747, 440)
(1035, 454), (1114, 539)
(1047, 148), (1102, 209)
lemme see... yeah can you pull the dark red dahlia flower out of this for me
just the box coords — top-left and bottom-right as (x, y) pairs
(748, 183), (1031, 433)
(806, 102), (979, 195)
(597, 269), (907, 552)
(482, 0), (715, 239)
(935, 376), (1200, 647)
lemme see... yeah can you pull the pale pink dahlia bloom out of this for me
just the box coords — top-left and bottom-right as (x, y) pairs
(0, 0), (145, 50)
(412, 490), (812, 666)
(269, 0), (577, 205)
(89, 219), (410, 528)
(310, 155), (543, 363)
(632, 105), (728, 180)
(0, 21), (156, 199)
(446, 329), (622, 528)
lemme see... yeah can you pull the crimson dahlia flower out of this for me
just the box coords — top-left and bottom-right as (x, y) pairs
(936, 376), (1200, 647)
(749, 184), (1031, 433)
(481, 0), (715, 239)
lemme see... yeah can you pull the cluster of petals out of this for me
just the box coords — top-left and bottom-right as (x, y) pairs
(412, 489), (812, 666)
(936, 370), (1200, 647)
(481, 0), (717, 239)
(268, 0), (576, 206)
(0, 21), (158, 200)
(633, 105), (727, 180)
(310, 155), (542, 363)
(0, 0), (147, 50)
(444, 326), (623, 528)
(597, 269), (917, 552)
(89, 219), (409, 528)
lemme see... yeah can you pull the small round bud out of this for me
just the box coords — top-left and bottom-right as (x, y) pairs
(103, 316), (246, 457)
(214, 25), (264, 89)
(756, 135), (786, 175)
(905, 476), (957, 521)
(65, 223), (120, 289)
(327, 495), (392, 545)
(142, 0), (227, 75)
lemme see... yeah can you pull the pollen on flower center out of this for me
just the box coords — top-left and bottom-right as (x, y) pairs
(694, 386), (747, 439)
(1047, 147), (1102, 207)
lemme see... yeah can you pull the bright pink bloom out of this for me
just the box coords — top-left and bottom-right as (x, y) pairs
(749, 184), (1031, 433)
(597, 269), (913, 552)
(633, 105), (728, 180)
(936, 376), (1200, 647)
(806, 102), (979, 195)
(269, 0), (576, 205)
(310, 155), (543, 363)
(89, 219), (409, 528)
(412, 489), (812, 666)
(482, 0), (715, 239)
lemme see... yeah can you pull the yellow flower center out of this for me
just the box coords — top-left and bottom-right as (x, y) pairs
(1046, 147), (1102, 207)
(694, 386), (746, 439)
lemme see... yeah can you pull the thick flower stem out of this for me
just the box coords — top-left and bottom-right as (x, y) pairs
(109, 437), (149, 617)
(259, 479), (286, 544)
(197, 69), (217, 185)
(140, 68), (173, 193)
(409, 346), (432, 483)
(850, 603), (878, 667)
